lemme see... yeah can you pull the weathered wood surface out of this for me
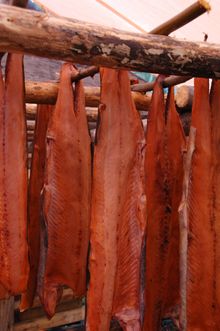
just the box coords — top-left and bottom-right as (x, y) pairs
(14, 306), (85, 331)
(25, 81), (151, 110)
(0, 297), (14, 331)
(16, 298), (83, 322)
(0, 5), (220, 77)
(150, 0), (210, 35)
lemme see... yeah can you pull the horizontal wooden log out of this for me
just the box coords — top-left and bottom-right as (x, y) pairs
(0, 5), (220, 77)
(14, 306), (85, 331)
(25, 82), (151, 110)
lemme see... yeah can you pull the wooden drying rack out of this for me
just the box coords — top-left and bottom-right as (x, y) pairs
(0, 0), (212, 330)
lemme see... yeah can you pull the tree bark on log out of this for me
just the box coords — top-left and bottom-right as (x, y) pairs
(0, 5), (220, 78)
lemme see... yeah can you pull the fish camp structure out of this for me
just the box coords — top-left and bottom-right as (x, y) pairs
(0, 0), (219, 330)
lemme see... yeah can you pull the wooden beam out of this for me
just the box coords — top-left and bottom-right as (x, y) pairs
(25, 81), (151, 110)
(150, 0), (210, 35)
(14, 306), (85, 331)
(0, 5), (220, 78)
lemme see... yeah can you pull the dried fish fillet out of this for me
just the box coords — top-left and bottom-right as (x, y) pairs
(144, 81), (185, 330)
(0, 54), (28, 295)
(41, 64), (91, 318)
(185, 78), (214, 330)
(87, 68), (146, 331)
(20, 104), (53, 311)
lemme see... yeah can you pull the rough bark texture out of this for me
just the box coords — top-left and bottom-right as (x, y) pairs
(0, 5), (220, 77)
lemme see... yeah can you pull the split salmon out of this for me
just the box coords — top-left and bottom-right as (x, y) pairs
(87, 68), (146, 331)
(41, 63), (91, 318)
(0, 53), (29, 295)
(20, 104), (53, 311)
(143, 80), (185, 330)
(186, 78), (214, 330)
(179, 78), (220, 330)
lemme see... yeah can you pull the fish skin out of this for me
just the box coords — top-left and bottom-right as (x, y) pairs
(87, 68), (146, 331)
(186, 78), (215, 330)
(42, 63), (91, 318)
(0, 54), (29, 294)
(144, 81), (185, 330)
(20, 104), (53, 311)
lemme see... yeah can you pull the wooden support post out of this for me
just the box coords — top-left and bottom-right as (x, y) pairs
(0, 5), (220, 78)
(0, 297), (14, 331)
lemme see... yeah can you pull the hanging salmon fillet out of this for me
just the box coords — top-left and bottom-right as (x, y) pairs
(179, 78), (214, 330)
(87, 68), (146, 331)
(41, 64), (91, 318)
(143, 80), (186, 330)
(20, 104), (53, 311)
(162, 87), (186, 325)
(0, 54), (29, 295)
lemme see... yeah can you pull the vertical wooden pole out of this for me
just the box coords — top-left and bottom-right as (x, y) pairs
(0, 297), (14, 331)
